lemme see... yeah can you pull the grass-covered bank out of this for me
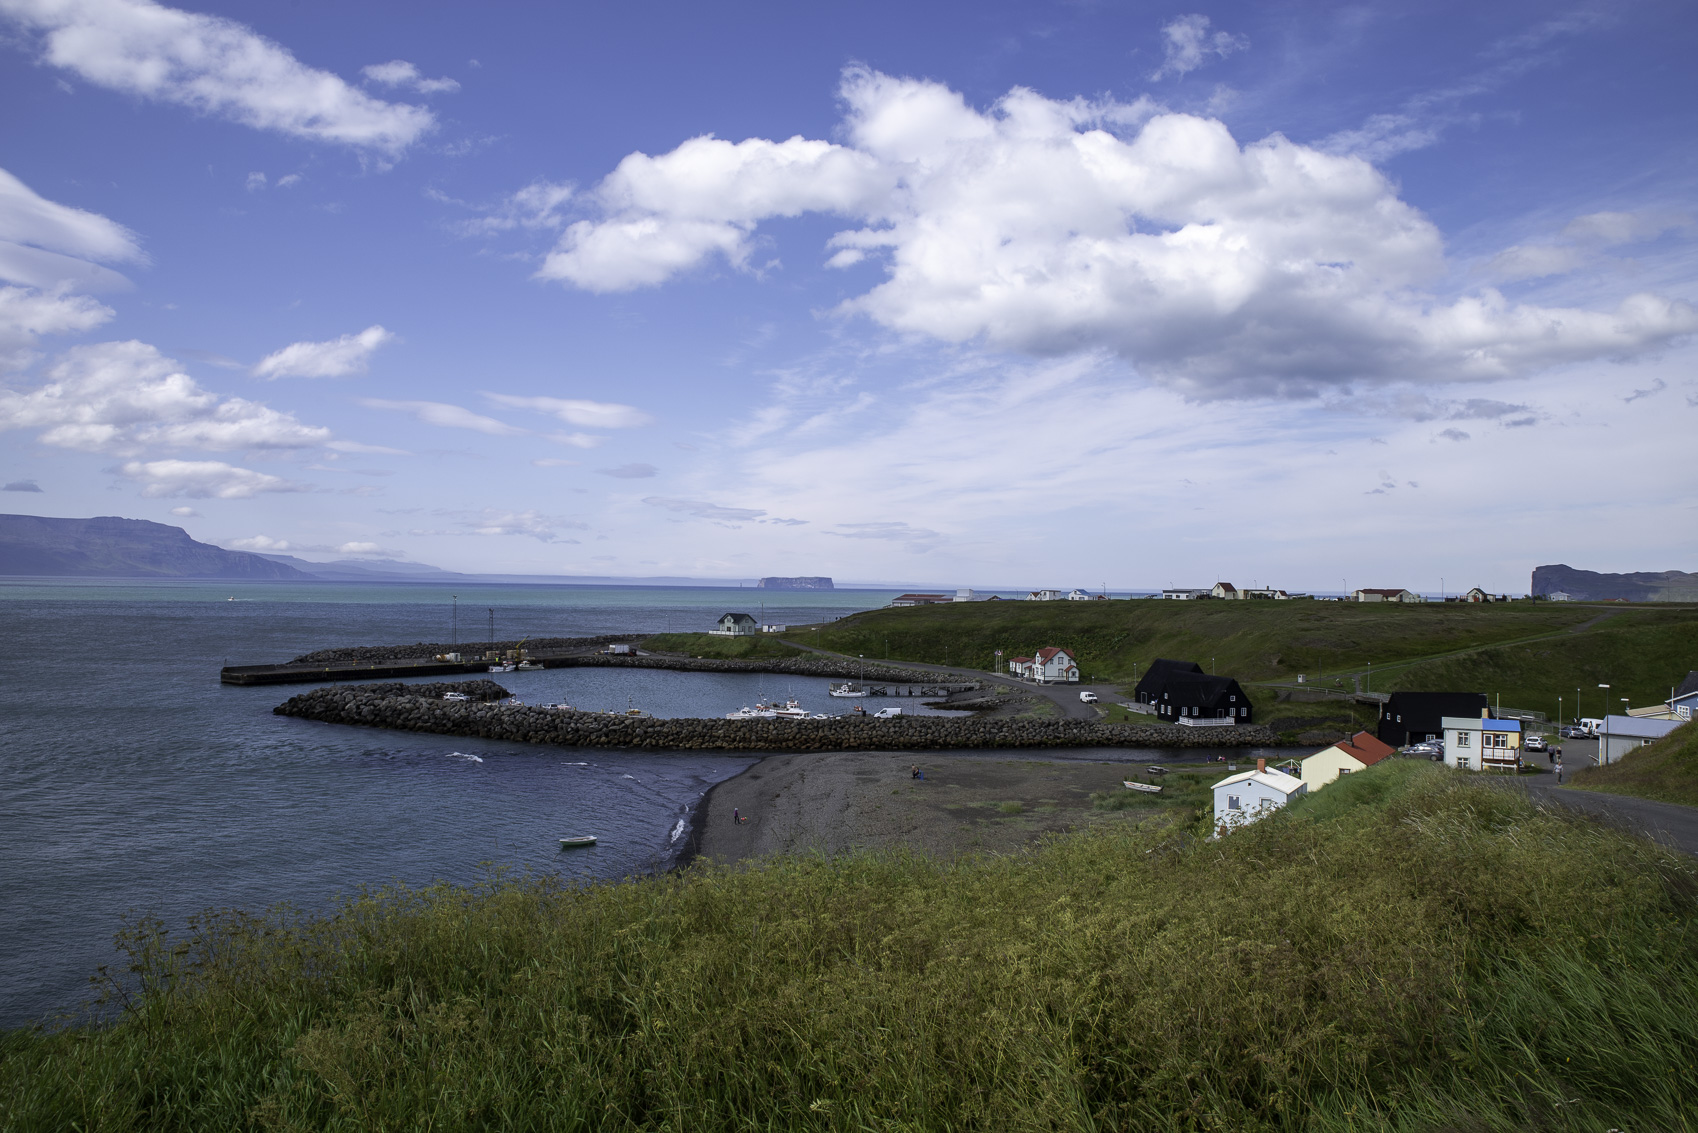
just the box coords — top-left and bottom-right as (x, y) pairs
(1573, 720), (1698, 807)
(640, 632), (806, 661)
(5, 764), (1697, 1131)
(799, 600), (1698, 716)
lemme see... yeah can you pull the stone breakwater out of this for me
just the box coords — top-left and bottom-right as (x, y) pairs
(291, 636), (630, 665)
(274, 682), (1278, 752)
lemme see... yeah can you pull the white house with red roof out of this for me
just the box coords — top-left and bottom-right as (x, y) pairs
(1007, 647), (1079, 683)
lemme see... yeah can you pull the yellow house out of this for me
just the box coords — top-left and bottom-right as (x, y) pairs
(1300, 731), (1396, 792)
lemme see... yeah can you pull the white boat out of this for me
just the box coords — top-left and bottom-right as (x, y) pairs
(442, 691), (470, 702)
(725, 705), (776, 720)
(536, 702), (574, 711)
(517, 660), (543, 671)
(769, 698), (812, 719)
(828, 683), (869, 698)
(558, 835), (597, 849)
(607, 706), (652, 718)
(1123, 780), (1163, 793)
(489, 662), (516, 673)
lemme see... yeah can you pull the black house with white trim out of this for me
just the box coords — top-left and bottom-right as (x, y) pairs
(1152, 672), (1253, 724)
(1377, 691), (1489, 746)
(1134, 658), (1205, 705)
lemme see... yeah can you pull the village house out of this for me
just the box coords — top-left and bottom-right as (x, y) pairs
(1028, 589), (1063, 601)
(710, 612), (759, 637)
(1353, 587), (1425, 603)
(890, 593), (951, 606)
(1300, 731), (1394, 792)
(1066, 589), (1092, 601)
(1213, 759), (1307, 832)
(1597, 715), (1684, 765)
(1151, 672), (1253, 725)
(1378, 691), (1489, 746)
(1211, 582), (1238, 599)
(1666, 671), (1698, 722)
(1133, 658), (1204, 705)
(1443, 714), (1522, 772)
(1161, 588), (1210, 600)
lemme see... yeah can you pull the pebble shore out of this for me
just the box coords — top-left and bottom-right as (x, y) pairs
(274, 680), (1278, 752)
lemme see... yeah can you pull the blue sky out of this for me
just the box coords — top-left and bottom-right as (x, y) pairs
(1, 0), (1693, 591)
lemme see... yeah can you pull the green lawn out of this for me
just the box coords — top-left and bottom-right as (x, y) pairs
(1570, 719), (1698, 807)
(795, 600), (1698, 718)
(6, 761), (1696, 1130)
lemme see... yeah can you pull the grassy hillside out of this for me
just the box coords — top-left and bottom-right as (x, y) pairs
(1571, 720), (1698, 807)
(801, 600), (1698, 716)
(5, 763), (1695, 1130)
(639, 632), (805, 661)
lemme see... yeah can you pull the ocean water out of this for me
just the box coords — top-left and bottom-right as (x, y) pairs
(0, 578), (899, 1028)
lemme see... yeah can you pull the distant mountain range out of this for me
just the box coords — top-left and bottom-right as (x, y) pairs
(1532, 564), (1698, 602)
(0, 514), (311, 579)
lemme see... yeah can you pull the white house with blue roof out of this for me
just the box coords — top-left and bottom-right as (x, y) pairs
(1443, 714), (1522, 772)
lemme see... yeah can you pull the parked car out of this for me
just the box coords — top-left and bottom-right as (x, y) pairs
(1558, 725), (1591, 739)
(1079, 691), (1099, 703)
(1403, 740), (1441, 758)
(1524, 734), (1549, 752)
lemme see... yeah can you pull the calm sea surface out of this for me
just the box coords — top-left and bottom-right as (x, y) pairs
(0, 578), (1285, 1029)
(0, 578), (903, 1028)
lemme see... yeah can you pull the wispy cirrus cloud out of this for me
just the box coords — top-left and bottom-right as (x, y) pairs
(597, 463), (656, 479)
(0, 0), (435, 155)
(484, 392), (652, 428)
(254, 325), (394, 379)
(642, 496), (765, 522)
(1149, 14), (1247, 81)
(359, 398), (523, 436)
(361, 59), (459, 95)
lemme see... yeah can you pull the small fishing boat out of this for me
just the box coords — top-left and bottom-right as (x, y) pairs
(558, 835), (597, 849)
(536, 701), (574, 711)
(517, 660), (543, 671)
(725, 705), (775, 720)
(489, 662), (516, 673)
(769, 698), (812, 719)
(1123, 781), (1164, 793)
(829, 683), (869, 698)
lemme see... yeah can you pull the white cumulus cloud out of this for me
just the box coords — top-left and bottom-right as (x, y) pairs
(121, 458), (309, 498)
(253, 324), (393, 378)
(0, 0), (435, 154)
(362, 59), (459, 95)
(483, 392), (652, 428)
(531, 69), (1698, 399)
(0, 339), (332, 452)
(0, 285), (115, 369)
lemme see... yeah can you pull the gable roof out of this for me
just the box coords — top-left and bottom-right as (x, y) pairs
(1676, 671), (1698, 699)
(1036, 646), (1072, 662)
(1335, 731), (1394, 767)
(1135, 658), (1205, 699)
(719, 612), (758, 624)
(1213, 768), (1305, 796)
(1158, 672), (1245, 709)
(1358, 587), (1412, 597)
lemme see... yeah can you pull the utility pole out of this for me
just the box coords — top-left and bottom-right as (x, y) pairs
(488, 608), (494, 650)
(452, 594), (457, 647)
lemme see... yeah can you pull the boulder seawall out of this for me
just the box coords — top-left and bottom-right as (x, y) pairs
(274, 681), (1280, 752)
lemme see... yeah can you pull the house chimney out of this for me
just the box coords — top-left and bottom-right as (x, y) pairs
(1257, 758), (1266, 773)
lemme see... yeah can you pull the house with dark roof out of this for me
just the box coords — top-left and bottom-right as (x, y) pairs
(1134, 659), (1205, 705)
(1151, 672), (1253, 726)
(1670, 671), (1698, 722)
(1378, 691), (1489, 746)
(710, 612), (759, 636)
(890, 593), (951, 606)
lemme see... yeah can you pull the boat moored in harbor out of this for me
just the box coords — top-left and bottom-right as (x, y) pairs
(558, 835), (597, 849)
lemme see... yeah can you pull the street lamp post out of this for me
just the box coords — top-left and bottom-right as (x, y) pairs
(452, 594), (457, 647)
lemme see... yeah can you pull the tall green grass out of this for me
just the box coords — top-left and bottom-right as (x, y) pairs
(4, 763), (1696, 1131)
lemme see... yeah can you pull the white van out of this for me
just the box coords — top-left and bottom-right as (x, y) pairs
(1579, 718), (1603, 736)
(1079, 691), (1099, 703)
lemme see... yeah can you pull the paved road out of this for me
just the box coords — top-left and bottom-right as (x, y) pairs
(1518, 784), (1698, 856)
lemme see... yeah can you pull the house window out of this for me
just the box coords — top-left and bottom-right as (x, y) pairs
(1456, 732), (1471, 747)
(1227, 795), (1241, 810)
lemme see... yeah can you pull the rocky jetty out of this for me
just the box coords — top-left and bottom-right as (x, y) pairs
(275, 681), (1278, 752)
(290, 636), (631, 665)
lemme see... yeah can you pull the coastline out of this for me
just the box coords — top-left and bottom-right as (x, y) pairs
(687, 748), (1231, 863)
